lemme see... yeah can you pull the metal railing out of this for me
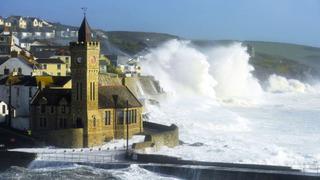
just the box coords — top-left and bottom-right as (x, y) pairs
(36, 149), (127, 164)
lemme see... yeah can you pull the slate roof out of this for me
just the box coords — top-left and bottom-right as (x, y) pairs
(36, 58), (64, 64)
(78, 17), (92, 42)
(30, 84), (142, 108)
(0, 75), (71, 87)
(31, 88), (71, 105)
(0, 56), (10, 66)
(99, 85), (142, 108)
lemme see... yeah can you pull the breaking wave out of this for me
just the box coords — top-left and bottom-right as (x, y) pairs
(140, 39), (320, 171)
(267, 74), (315, 93)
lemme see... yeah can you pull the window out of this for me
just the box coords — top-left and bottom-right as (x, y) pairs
(2, 105), (6, 114)
(64, 118), (67, 128)
(93, 82), (95, 100)
(61, 105), (66, 113)
(40, 105), (46, 113)
(127, 110), (132, 124)
(4, 68), (9, 75)
(105, 111), (111, 125)
(29, 87), (32, 98)
(76, 118), (83, 128)
(40, 118), (47, 128)
(76, 82), (79, 100)
(93, 117), (96, 127)
(18, 67), (22, 74)
(80, 83), (82, 100)
(16, 88), (20, 97)
(59, 118), (66, 128)
(57, 64), (61, 70)
(117, 110), (124, 124)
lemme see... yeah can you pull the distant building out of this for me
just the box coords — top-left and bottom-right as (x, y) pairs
(0, 101), (15, 124)
(0, 17), (4, 26)
(4, 22), (11, 27)
(0, 56), (40, 76)
(30, 16), (143, 148)
(27, 18), (43, 28)
(0, 29), (34, 60)
(6, 16), (27, 29)
(36, 58), (67, 76)
(50, 55), (71, 74)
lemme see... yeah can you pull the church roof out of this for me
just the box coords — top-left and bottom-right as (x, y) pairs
(36, 58), (64, 64)
(30, 88), (72, 105)
(0, 75), (71, 87)
(30, 85), (142, 108)
(78, 16), (92, 42)
(99, 85), (143, 108)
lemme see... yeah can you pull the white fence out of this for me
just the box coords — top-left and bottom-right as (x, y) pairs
(36, 150), (126, 164)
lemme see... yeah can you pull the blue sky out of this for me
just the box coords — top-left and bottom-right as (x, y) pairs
(1, 0), (320, 47)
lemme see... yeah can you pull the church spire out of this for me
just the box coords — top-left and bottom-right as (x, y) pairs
(78, 13), (92, 42)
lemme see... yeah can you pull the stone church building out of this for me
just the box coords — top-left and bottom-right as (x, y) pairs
(30, 16), (143, 148)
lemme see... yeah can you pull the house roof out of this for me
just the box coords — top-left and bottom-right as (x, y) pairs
(0, 75), (71, 87)
(30, 88), (71, 105)
(78, 16), (92, 42)
(30, 85), (142, 108)
(36, 58), (64, 64)
(99, 85), (142, 108)
(0, 56), (10, 66)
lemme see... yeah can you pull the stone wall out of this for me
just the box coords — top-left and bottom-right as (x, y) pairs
(33, 128), (83, 148)
(132, 121), (179, 150)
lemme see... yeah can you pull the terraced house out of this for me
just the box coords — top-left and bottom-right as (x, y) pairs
(30, 16), (143, 148)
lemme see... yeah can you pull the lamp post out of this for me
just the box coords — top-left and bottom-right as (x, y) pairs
(126, 100), (129, 152)
(8, 79), (12, 128)
(112, 95), (118, 138)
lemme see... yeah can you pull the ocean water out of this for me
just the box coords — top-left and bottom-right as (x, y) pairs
(141, 40), (320, 171)
(0, 163), (180, 180)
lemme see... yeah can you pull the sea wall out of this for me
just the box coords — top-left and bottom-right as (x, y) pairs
(132, 121), (179, 150)
(0, 151), (36, 171)
(33, 128), (83, 148)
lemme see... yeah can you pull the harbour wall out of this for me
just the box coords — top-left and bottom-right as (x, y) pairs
(132, 121), (179, 150)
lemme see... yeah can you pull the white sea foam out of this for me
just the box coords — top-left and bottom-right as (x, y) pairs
(140, 40), (320, 171)
(267, 74), (315, 93)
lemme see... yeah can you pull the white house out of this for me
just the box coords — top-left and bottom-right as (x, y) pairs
(0, 57), (39, 76)
(0, 17), (4, 26)
(44, 30), (55, 39)
(20, 32), (33, 39)
(0, 101), (9, 123)
(4, 22), (11, 27)
(0, 101), (16, 124)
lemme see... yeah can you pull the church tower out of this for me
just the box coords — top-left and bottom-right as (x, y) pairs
(70, 16), (100, 147)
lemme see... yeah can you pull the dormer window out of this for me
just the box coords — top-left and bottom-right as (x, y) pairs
(40, 104), (46, 113)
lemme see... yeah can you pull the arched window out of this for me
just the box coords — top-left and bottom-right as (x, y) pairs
(18, 67), (22, 74)
(76, 118), (83, 128)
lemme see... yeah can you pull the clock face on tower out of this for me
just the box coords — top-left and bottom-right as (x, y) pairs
(90, 56), (97, 64)
(76, 57), (82, 64)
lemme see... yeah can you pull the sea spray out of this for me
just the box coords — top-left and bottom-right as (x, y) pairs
(139, 39), (320, 171)
(267, 74), (315, 93)
(204, 43), (263, 100)
(141, 39), (217, 99)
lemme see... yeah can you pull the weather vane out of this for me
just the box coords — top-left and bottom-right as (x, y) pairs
(81, 7), (88, 16)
